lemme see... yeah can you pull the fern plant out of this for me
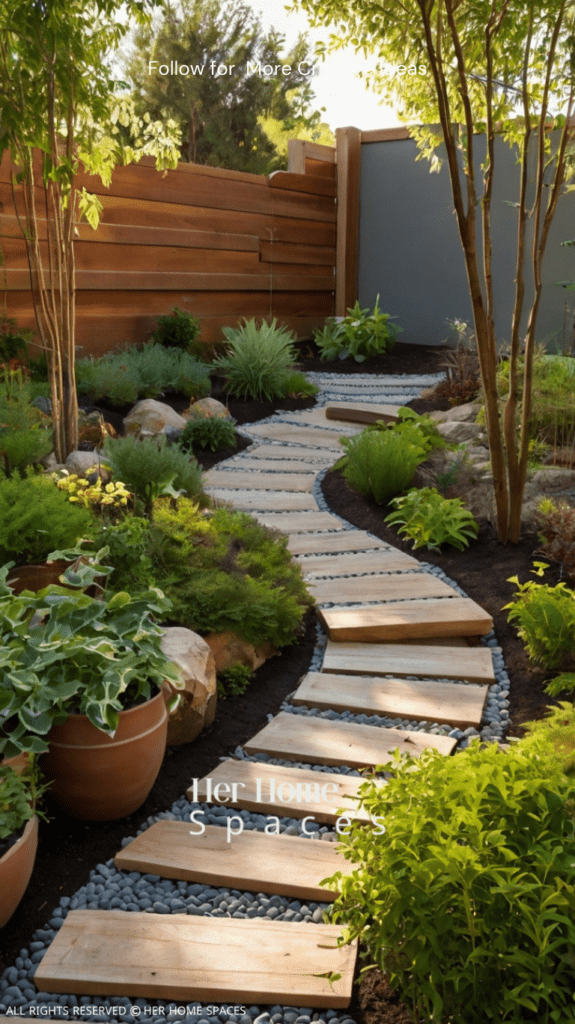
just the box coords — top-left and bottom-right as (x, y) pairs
(339, 429), (427, 504)
(213, 318), (297, 401)
(384, 487), (479, 551)
(503, 563), (575, 670)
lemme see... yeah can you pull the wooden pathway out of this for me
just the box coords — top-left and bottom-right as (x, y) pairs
(35, 396), (496, 1014)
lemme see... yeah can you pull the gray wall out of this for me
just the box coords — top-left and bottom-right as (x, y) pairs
(358, 132), (575, 349)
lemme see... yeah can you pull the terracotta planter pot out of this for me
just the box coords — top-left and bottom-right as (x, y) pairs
(7, 558), (104, 597)
(0, 815), (38, 929)
(42, 690), (168, 821)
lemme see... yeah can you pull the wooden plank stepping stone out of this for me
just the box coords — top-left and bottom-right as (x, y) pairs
(246, 423), (344, 450)
(253, 511), (345, 532)
(246, 443), (335, 463)
(287, 530), (388, 555)
(34, 911), (357, 1008)
(318, 598), (493, 642)
(244, 711), (456, 766)
(325, 402), (401, 425)
(322, 641), (495, 683)
(188, 759), (383, 824)
(309, 572), (454, 605)
(295, 549), (418, 576)
(232, 457), (331, 474)
(292, 672), (487, 728)
(115, 820), (351, 901)
(207, 489), (318, 511)
(280, 407), (362, 431)
(205, 469), (316, 492)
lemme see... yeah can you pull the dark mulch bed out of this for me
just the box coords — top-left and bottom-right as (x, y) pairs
(295, 340), (449, 377)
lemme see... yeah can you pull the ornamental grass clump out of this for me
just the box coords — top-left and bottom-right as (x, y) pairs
(213, 318), (298, 402)
(339, 428), (427, 504)
(178, 415), (237, 453)
(324, 739), (575, 1024)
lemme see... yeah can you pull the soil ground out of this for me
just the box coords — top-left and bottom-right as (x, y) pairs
(2, 342), (567, 1024)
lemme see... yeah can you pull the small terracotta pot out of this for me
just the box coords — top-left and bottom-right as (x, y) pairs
(41, 690), (168, 821)
(0, 816), (39, 929)
(7, 558), (104, 597)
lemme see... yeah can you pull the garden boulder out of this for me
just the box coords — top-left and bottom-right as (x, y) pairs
(187, 397), (231, 420)
(123, 399), (187, 440)
(65, 450), (106, 476)
(203, 630), (278, 674)
(159, 627), (217, 746)
(436, 420), (483, 444)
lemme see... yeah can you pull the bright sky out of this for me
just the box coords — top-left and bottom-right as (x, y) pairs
(244, 0), (401, 132)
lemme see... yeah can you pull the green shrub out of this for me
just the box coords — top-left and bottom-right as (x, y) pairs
(392, 406), (450, 455)
(0, 365), (53, 474)
(217, 663), (254, 698)
(0, 316), (32, 365)
(150, 502), (312, 648)
(520, 701), (575, 775)
(90, 516), (157, 595)
(384, 487), (479, 551)
(313, 295), (401, 362)
(503, 563), (575, 670)
(0, 759), (48, 840)
(324, 739), (575, 1023)
(151, 306), (201, 351)
(0, 472), (95, 565)
(495, 350), (575, 446)
(76, 344), (210, 406)
(279, 370), (319, 398)
(213, 318), (297, 401)
(178, 416), (237, 453)
(339, 428), (427, 504)
(102, 435), (205, 515)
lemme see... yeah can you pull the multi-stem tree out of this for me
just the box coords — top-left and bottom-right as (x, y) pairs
(294, 0), (575, 542)
(0, 0), (181, 462)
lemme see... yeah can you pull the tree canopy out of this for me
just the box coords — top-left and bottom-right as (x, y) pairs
(123, 0), (331, 173)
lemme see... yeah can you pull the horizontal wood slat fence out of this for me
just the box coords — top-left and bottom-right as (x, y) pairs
(0, 140), (337, 358)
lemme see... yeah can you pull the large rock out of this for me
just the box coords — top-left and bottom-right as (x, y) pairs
(203, 631), (278, 674)
(123, 400), (187, 439)
(530, 467), (575, 493)
(159, 627), (217, 746)
(436, 420), (483, 444)
(187, 397), (231, 420)
(444, 402), (481, 423)
(65, 450), (105, 476)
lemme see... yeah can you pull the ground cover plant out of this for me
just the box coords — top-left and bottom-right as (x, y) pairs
(76, 344), (211, 407)
(324, 734), (575, 1024)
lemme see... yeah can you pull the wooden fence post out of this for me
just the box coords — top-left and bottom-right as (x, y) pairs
(335, 127), (361, 316)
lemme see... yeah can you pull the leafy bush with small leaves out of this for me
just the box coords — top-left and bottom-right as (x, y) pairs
(324, 739), (575, 1024)
(0, 760), (48, 841)
(76, 344), (210, 406)
(0, 365), (53, 474)
(213, 318), (298, 401)
(520, 701), (575, 776)
(535, 497), (575, 582)
(0, 472), (95, 565)
(150, 502), (312, 648)
(151, 306), (201, 351)
(279, 370), (319, 398)
(313, 295), (401, 362)
(102, 435), (205, 515)
(384, 487), (479, 551)
(339, 429), (427, 504)
(504, 563), (575, 670)
(217, 663), (254, 698)
(178, 416), (237, 453)
(88, 516), (158, 596)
